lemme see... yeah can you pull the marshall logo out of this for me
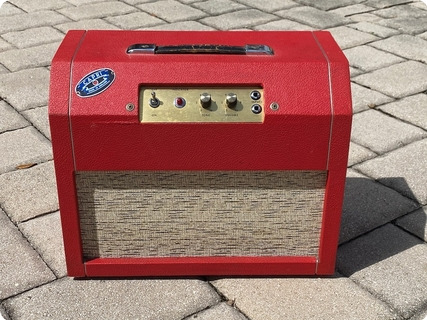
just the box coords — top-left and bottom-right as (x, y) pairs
(75, 68), (115, 98)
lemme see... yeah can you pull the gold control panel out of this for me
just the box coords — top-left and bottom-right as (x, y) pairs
(139, 87), (264, 123)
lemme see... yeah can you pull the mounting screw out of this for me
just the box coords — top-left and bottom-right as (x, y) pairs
(126, 103), (135, 112)
(270, 102), (279, 111)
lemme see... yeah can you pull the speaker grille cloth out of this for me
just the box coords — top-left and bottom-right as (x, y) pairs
(76, 171), (326, 259)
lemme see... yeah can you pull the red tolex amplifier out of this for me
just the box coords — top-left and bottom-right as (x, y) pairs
(49, 30), (352, 277)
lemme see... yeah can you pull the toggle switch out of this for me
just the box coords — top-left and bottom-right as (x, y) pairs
(149, 91), (160, 108)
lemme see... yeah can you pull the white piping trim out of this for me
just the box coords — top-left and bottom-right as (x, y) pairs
(68, 31), (87, 171)
(311, 32), (334, 274)
(311, 32), (334, 171)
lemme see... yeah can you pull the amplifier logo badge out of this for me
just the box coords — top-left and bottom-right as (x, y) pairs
(75, 68), (115, 98)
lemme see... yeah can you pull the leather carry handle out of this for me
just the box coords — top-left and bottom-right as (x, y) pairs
(126, 44), (274, 55)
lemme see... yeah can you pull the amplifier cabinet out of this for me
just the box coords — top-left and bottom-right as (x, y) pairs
(49, 30), (352, 277)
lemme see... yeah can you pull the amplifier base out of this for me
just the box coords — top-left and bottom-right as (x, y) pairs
(84, 256), (319, 277)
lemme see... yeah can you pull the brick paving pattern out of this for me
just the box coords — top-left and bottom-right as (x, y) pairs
(0, 0), (426, 319)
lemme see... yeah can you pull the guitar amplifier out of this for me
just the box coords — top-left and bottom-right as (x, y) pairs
(49, 30), (352, 277)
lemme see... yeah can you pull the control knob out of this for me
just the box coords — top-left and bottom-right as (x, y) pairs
(225, 93), (237, 108)
(200, 93), (211, 109)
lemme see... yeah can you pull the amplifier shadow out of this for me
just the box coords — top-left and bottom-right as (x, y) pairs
(337, 176), (425, 274)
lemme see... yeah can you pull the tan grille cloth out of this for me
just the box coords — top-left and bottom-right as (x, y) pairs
(76, 171), (326, 259)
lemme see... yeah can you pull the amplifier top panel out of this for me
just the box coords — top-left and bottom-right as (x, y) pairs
(49, 30), (351, 171)
(50, 30), (351, 122)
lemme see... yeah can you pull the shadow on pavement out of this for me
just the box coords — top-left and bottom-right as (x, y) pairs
(337, 176), (425, 274)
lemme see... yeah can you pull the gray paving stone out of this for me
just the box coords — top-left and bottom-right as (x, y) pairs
(355, 139), (427, 205)
(0, 11), (70, 34)
(344, 45), (404, 72)
(396, 206), (427, 241)
(63, 0), (106, 5)
(364, 0), (414, 8)
(378, 16), (427, 35)
(55, 18), (120, 33)
(370, 34), (427, 64)
(254, 19), (313, 31)
(0, 161), (58, 223)
(3, 278), (220, 320)
(337, 224), (427, 319)
(378, 94), (427, 130)
(348, 142), (377, 166)
(374, 4), (427, 17)
(420, 31), (427, 40)
(0, 100), (29, 133)
(0, 208), (55, 300)
(0, 1), (25, 16)
(351, 82), (394, 113)
(19, 211), (66, 278)
(330, 4), (375, 17)
(230, 0), (298, 12)
(200, 9), (276, 30)
(105, 11), (163, 29)
(349, 21), (400, 38)
(0, 38), (12, 52)
(352, 68), (365, 78)
(351, 109), (426, 154)
(0, 126), (52, 175)
(21, 106), (51, 140)
(410, 0), (427, 10)
(0, 42), (60, 72)
(212, 276), (397, 320)
(340, 170), (418, 244)
(7, 0), (71, 12)
(184, 302), (248, 320)
(139, 0), (207, 23)
(0, 67), (50, 111)
(123, 0), (157, 4)
(349, 66), (363, 77)
(145, 21), (215, 31)
(192, 0), (247, 15)
(2, 27), (64, 49)
(349, 12), (382, 22)
(411, 308), (427, 320)
(294, 0), (366, 10)
(327, 26), (379, 49)
(58, 1), (136, 20)
(0, 306), (10, 320)
(0, 64), (8, 74)
(277, 6), (349, 29)
(353, 61), (427, 98)
(411, 1), (427, 10)
(177, 0), (201, 3)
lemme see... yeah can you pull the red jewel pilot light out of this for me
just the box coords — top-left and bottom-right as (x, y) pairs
(174, 97), (186, 108)
(49, 30), (352, 277)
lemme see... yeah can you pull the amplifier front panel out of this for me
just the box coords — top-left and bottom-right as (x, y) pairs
(76, 171), (326, 260)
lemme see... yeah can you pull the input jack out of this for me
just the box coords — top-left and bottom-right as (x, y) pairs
(250, 90), (261, 100)
(251, 104), (262, 114)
